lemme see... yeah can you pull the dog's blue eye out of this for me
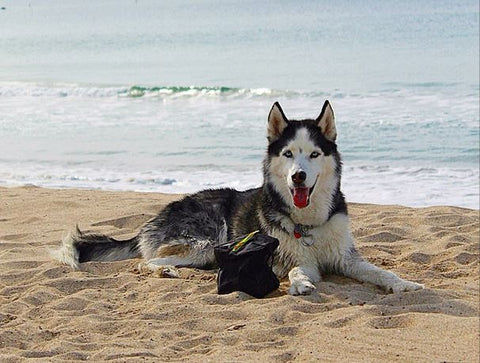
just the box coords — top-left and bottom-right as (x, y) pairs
(283, 151), (293, 158)
(310, 151), (320, 158)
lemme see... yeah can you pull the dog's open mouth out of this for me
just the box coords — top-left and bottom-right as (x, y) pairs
(291, 182), (316, 208)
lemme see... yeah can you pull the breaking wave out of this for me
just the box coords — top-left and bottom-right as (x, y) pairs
(0, 82), (307, 99)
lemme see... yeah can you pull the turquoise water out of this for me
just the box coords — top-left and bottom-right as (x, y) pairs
(0, 0), (478, 208)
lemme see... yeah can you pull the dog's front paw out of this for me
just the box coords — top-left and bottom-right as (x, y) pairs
(390, 279), (424, 293)
(288, 280), (316, 296)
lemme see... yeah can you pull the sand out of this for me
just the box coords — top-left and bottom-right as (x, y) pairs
(0, 186), (478, 362)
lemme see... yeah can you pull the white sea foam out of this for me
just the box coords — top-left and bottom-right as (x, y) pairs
(0, 161), (478, 209)
(342, 164), (479, 209)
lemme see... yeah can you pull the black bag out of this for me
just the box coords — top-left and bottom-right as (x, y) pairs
(214, 231), (280, 298)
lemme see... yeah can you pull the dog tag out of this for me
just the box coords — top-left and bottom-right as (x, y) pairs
(294, 224), (305, 239)
(294, 224), (314, 246)
(301, 236), (315, 246)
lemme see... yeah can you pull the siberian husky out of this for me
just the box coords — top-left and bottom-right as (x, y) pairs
(52, 101), (424, 296)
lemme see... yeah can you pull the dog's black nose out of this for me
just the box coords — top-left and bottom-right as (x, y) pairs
(292, 171), (307, 185)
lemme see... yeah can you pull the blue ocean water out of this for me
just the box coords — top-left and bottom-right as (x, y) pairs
(0, 0), (478, 208)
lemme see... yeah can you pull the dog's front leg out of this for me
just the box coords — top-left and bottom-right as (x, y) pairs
(341, 248), (424, 293)
(288, 265), (320, 295)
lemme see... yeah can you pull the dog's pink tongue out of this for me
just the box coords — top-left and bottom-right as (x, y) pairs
(293, 187), (309, 208)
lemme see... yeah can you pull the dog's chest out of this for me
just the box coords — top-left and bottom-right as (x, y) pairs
(269, 214), (352, 278)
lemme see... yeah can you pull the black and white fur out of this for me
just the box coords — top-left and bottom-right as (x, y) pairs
(52, 101), (424, 295)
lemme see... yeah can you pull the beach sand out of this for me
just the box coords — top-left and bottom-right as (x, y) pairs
(0, 186), (478, 362)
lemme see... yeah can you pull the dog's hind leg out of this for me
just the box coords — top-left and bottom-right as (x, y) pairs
(340, 247), (424, 293)
(139, 237), (217, 274)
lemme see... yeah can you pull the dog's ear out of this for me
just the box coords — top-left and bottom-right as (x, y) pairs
(268, 102), (289, 143)
(316, 100), (336, 142)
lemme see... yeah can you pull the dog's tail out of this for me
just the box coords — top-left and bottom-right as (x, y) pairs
(50, 226), (141, 269)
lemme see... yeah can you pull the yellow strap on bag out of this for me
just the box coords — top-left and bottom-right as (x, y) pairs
(231, 230), (260, 252)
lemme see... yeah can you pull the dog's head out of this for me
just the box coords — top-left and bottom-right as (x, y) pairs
(265, 101), (339, 209)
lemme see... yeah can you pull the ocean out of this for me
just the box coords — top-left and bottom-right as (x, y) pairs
(0, 0), (478, 209)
